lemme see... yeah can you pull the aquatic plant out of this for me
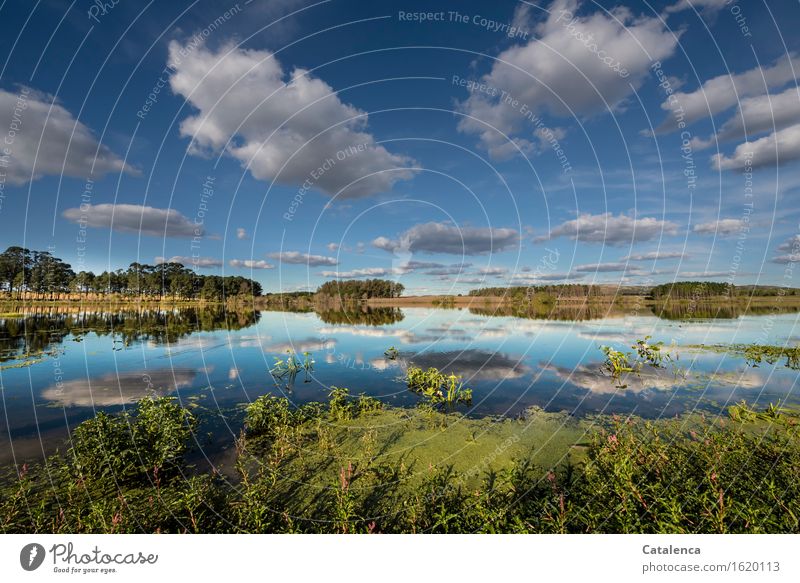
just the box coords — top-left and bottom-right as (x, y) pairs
(691, 343), (800, 370)
(599, 346), (638, 387)
(633, 336), (672, 367)
(405, 366), (472, 407)
(738, 344), (799, 369)
(270, 350), (314, 378)
(384, 346), (399, 360)
(600, 337), (678, 387)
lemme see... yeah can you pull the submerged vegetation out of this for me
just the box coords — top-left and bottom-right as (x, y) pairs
(1, 394), (798, 534)
(693, 343), (800, 370)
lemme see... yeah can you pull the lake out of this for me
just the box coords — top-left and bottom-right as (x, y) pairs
(2, 304), (799, 465)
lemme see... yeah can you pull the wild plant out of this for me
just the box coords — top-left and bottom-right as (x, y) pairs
(270, 350), (313, 378)
(405, 366), (472, 408)
(599, 346), (638, 387)
(328, 386), (353, 421)
(244, 394), (297, 439)
(633, 336), (672, 367)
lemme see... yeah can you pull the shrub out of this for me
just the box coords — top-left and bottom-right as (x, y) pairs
(245, 395), (296, 438)
(69, 397), (195, 484)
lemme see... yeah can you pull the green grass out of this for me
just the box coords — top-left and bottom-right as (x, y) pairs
(2, 391), (798, 533)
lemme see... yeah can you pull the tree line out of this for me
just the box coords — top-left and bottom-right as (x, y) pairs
(648, 281), (733, 300)
(316, 279), (405, 299)
(0, 246), (262, 301)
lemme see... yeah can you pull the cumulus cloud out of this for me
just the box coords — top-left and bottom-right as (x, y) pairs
(777, 235), (800, 252)
(320, 267), (406, 278)
(268, 251), (338, 266)
(664, 0), (729, 15)
(236, 227), (248, 239)
(772, 255), (799, 265)
(229, 259), (274, 269)
(373, 221), (520, 255)
(0, 87), (136, 185)
(423, 264), (471, 276)
(771, 235), (800, 264)
(457, 0), (678, 158)
(712, 123), (800, 170)
(678, 270), (729, 278)
(538, 212), (678, 245)
(574, 262), (631, 273)
(476, 266), (508, 276)
(701, 87), (800, 147)
(692, 218), (745, 235)
(62, 203), (201, 238)
(622, 250), (687, 261)
(168, 40), (416, 198)
(508, 271), (585, 283)
(326, 242), (339, 252)
(155, 255), (222, 268)
(654, 54), (798, 133)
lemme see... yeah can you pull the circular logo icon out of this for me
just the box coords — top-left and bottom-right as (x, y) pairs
(20, 543), (46, 571)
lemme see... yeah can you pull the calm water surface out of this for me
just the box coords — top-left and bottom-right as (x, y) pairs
(2, 306), (799, 463)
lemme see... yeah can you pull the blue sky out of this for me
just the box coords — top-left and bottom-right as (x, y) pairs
(1, 0), (799, 293)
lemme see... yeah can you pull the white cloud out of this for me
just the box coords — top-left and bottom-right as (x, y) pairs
(476, 266), (508, 276)
(712, 123), (800, 170)
(320, 267), (406, 278)
(236, 227), (248, 239)
(574, 262), (631, 273)
(706, 87), (800, 146)
(508, 271), (585, 283)
(168, 40), (416, 198)
(0, 87), (136, 185)
(777, 235), (800, 252)
(623, 250), (686, 261)
(678, 270), (729, 278)
(62, 203), (201, 238)
(423, 264), (471, 276)
(538, 212), (678, 245)
(268, 250), (338, 266)
(771, 235), (800, 264)
(772, 254), (799, 264)
(692, 218), (745, 235)
(229, 259), (274, 269)
(664, 0), (729, 15)
(155, 255), (222, 268)
(458, 0), (678, 158)
(654, 54), (798, 133)
(326, 242), (339, 252)
(373, 221), (520, 255)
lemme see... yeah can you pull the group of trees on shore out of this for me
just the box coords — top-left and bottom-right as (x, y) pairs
(317, 279), (405, 299)
(0, 247), (409, 302)
(649, 281), (733, 300)
(0, 246), (262, 301)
